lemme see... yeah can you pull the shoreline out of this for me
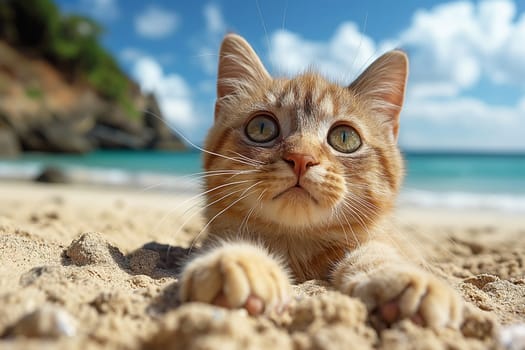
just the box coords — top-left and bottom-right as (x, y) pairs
(1, 179), (524, 214)
(2, 181), (524, 245)
(3, 148), (525, 214)
(3, 167), (525, 213)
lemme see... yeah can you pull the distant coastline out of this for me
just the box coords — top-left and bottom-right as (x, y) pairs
(1, 149), (525, 213)
(401, 149), (525, 157)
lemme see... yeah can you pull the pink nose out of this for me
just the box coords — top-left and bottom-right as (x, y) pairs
(283, 153), (319, 178)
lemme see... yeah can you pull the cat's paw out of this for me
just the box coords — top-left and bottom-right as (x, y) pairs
(339, 265), (463, 329)
(178, 243), (291, 316)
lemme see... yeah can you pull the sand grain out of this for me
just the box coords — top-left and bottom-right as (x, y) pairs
(0, 182), (523, 349)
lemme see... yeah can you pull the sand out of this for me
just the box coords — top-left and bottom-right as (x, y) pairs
(0, 181), (524, 349)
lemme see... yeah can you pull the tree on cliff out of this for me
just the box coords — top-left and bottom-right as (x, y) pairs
(0, 0), (128, 101)
(0, 0), (186, 156)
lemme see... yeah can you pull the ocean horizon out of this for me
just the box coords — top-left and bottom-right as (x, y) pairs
(1, 150), (524, 213)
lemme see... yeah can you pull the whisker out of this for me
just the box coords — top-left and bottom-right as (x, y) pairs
(149, 180), (253, 236)
(180, 180), (255, 215)
(342, 196), (424, 264)
(332, 209), (350, 247)
(190, 181), (263, 251)
(137, 169), (259, 193)
(239, 202), (257, 237)
(187, 170), (261, 182)
(255, 0), (271, 53)
(171, 184), (253, 246)
(140, 181), (175, 193)
(239, 189), (266, 237)
(340, 201), (371, 245)
(143, 110), (264, 168)
(185, 169), (260, 176)
(346, 193), (380, 216)
(190, 53), (218, 59)
(350, 10), (369, 76)
(281, 0), (288, 31)
(227, 150), (265, 165)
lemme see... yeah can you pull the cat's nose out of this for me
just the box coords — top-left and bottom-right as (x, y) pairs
(283, 153), (319, 178)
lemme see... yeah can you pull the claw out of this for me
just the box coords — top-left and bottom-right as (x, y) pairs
(244, 295), (264, 316)
(212, 292), (265, 316)
(380, 301), (400, 324)
(212, 292), (230, 308)
(410, 313), (424, 326)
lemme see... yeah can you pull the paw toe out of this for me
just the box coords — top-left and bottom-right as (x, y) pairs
(179, 244), (291, 316)
(379, 301), (400, 324)
(212, 292), (265, 316)
(244, 294), (265, 316)
(351, 269), (464, 330)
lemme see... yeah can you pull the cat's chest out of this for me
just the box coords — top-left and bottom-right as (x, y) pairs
(275, 239), (347, 281)
(206, 225), (348, 281)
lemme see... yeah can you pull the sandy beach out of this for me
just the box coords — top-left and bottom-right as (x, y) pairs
(0, 180), (524, 349)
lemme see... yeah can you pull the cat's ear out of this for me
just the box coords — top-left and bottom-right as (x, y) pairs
(216, 33), (271, 100)
(349, 50), (408, 140)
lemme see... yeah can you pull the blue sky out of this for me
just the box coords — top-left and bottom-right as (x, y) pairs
(55, 0), (525, 152)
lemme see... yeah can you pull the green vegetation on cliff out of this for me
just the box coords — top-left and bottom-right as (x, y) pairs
(0, 0), (186, 156)
(0, 0), (130, 102)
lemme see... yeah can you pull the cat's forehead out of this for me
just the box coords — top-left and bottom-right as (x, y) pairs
(264, 73), (355, 122)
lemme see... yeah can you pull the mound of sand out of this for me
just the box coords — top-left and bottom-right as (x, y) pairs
(0, 182), (524, 349)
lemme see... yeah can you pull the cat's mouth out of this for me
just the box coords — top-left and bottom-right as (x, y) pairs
(272, 185), (319, 204)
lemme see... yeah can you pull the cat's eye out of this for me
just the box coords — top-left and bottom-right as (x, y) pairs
(245, 114), (279, 143)
(328, 125), (361, 153)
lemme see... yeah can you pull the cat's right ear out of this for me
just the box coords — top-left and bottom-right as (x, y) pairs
(348, 50), (408, 141)
(215, 34), (270, 116)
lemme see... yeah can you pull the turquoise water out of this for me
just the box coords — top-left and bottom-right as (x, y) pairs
(1, 150), (525, 211)
(0, 150), (203, 175)
(403, 153), (525, 194)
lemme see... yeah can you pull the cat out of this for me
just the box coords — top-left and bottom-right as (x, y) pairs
(178, 33), (463, 330)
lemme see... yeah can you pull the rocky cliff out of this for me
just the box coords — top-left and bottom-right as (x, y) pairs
(0, 1), (186, 157)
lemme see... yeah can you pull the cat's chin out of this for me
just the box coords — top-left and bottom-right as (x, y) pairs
(257, 188), (334, 228)
(272, 186), (319, 204)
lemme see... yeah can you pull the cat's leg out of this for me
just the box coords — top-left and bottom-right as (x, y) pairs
(331, 241), (463, 329)
(178, 242), (291, 316)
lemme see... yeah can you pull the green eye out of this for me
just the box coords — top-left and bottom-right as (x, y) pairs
(328, 125), (361, 153)
(245, 114), (279, 143)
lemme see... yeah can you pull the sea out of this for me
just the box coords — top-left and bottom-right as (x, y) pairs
(1, 150), (524, 213)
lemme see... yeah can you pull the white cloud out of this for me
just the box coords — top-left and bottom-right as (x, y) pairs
(490, 13), (525, 84)
(135, 7), (179, 39)
(398, 0), (519, 97)
(269, 22), (377, 82)
(268, 0), (525, 94)
(120, 48), (146, 63)
(130, 56), (196, 131)
(395, 0), (525, 156)
(400, 96), (525, 151)
(120, 0), (525, 149)
(265, 0), (525, 150)
(81, 0), (119, 20)
(204, 3), (226, 35)
(403, 96), (522, 130)
(197, 3), (227, 75)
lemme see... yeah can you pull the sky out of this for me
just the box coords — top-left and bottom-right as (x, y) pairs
(55, 0), (525, 152)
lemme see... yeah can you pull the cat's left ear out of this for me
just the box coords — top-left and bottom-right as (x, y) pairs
(349, 50), (408, 141)
(216, 34), (271, 97)
(214, 34), (271, 119)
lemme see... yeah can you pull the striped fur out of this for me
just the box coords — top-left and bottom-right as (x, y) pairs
(180, 34), (464, 329)
(200, 34), (408, 281)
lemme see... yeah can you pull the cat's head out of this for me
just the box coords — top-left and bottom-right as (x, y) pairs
(203, 33), (407, 232)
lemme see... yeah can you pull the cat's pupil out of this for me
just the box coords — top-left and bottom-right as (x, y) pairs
(328, 125), (361, 153)
(245, 114), (279, 143)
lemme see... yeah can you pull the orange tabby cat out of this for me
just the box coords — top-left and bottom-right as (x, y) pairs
(179, 33), (463, 329)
